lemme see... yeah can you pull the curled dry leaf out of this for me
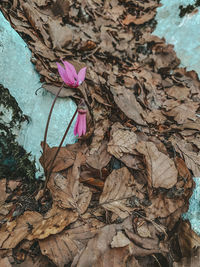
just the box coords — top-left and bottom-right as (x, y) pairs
(22, 1), (50, 47)
(110, 86), (146, 125)
(172, 139), (200, 177)
(177, 221), (200, 257)
(136, 141), (178, 189)
(48, 153), (92, 214)
(99, 167), (144, 219)
(39, 218), (105, 267)
(86, 141), (111, 170)
(39, 142), (75, 173)
(0, 205), (78, 249)
(145, 194), (185, 221)
(108, 122), (138, 158)
(48, 19), (72, 50)
(111, 231), (131, 248)
(71, 224), (116, 267)
(164, 101), (199, 124)
(107, 122), (142, 169)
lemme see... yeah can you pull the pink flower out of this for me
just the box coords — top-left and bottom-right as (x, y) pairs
(56, 60), (86, 88)
(74, 109), (87, 137)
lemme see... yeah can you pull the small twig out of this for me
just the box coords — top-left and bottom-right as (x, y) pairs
(42, 83), (64, 175)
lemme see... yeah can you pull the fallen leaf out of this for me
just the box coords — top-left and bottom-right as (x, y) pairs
(48, 152), (92, 213)
(39, 142), (75, 173)
(136, 141), (178, 189)
(111, 231), (131, 248)
(48, 19), (72, 50)
(172, 139), (200, 177)
(111, 86), (146, 125)
(99, 167), (144, 219)
(39, 218), (105, 266)
(0, 206), (78, 249)
(86, 141), (111, 170)
(107, 122), (138, 158)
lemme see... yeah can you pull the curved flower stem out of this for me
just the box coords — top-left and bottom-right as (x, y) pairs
(44, 108), (78, 190)
(42, 83), (64, 175)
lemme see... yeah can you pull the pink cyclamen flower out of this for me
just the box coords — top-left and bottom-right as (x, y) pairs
(56, 60), (86, 88)
(74, 109), (87, 137)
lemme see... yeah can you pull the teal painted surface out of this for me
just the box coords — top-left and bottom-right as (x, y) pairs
(153, 0), (200, 75)
(0, 12), (77, 178)
(154, 0), (200, 235)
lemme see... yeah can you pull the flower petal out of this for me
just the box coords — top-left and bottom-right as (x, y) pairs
(56, 62), (72, 85)
(78, 67), (87, 84)
(73, 114), (80, 136)
(62, 61), (78, 84)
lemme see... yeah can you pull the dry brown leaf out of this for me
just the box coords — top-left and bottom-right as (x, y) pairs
(52, 0), (70, 17)
(22, 1), (50, 47)
(173, 247), (200, 267)
(39, 142), (75, 173)
(42, 84), (76, 97)
(99, 167), (144, 219)
(178, 221), (200, 257)
(123, 11), (156, 25)
(136, 141), (178, 189)
(145, 109), (166, 125)
(0, 179), (8, 203)
(111, 86), (146, 125)
(164, 101), (199, 124)
(107, 123), (142, 169)
(39, 218), (105, 267)
(71, 224), (117, 267)
(0, 257), (11, 267)
(111, 231), (131, 248)
(47, 152), (91, 213)
(86, 141), (111, 170)
(172, 139), (200, 177)
(151, 43), (180, 71)
(0, 205), (78, 249)
(165, 85), (190, 101)
(145, 194), (184, 220)
(108, 122), (138, 158)
(48, 19), (72, 50)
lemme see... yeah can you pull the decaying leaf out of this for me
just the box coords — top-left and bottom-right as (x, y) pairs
(48, 19), (72, 50)
(99, 167), (144, 219)
(108, 122), (138, 158)
(172, 139), (200, 177)
(39, 218), (105, 266)
(111, 86), (146, 125)
(111, 231), (131, 248)
(39, 142), (75, 173)
(0, 205), (78, 249)
(48, 152), (92, 213)
(136, 141), (178, 189)
(86, 141), (111, 170)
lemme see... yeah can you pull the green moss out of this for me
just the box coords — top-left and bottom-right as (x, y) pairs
(0, 84), (36, 180)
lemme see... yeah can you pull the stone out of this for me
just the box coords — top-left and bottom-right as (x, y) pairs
(0, 11), (77, 178)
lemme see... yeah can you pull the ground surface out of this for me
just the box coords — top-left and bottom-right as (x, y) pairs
(1, 0), (200, 266)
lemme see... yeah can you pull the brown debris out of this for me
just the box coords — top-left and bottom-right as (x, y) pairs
(0, 0), (200, 265)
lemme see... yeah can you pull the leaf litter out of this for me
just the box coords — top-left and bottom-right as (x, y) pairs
(0, 0), (200, 266)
